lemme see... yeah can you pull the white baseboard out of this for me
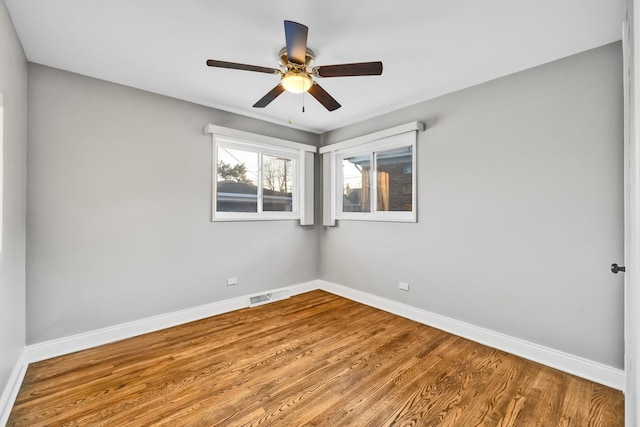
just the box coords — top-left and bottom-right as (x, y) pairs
(22, 278), (624, 394)
(27, 280), (319, 363)
(0, 349), (28, 427)
(317, 280), (625, 391)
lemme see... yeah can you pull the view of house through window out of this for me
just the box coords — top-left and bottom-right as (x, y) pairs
(376, 146), (413, 212)
(342, 155), (371, 212)
(340, 145), (413, 215)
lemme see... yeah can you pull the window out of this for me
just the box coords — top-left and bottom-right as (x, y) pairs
(205, 125), (316, 223)
(215, 141), (297, 218)
(336, 134), (416, 222)
(341, 154), (371, 213)
(375, 146), (414, 212)
(321, 122), (423, 224)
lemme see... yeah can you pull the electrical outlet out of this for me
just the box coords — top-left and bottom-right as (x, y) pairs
(399, 282), (409, 291)
(226, 277), (238, 286)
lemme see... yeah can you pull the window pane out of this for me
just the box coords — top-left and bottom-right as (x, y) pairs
(342, 155), (371, 212)
(263, 155), (293, 212)
(376, 146), (413, 212)
(217, 147), (259, 212)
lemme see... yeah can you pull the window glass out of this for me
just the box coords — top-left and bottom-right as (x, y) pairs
(322, 125), (420, 224)
(376, 146), (413, 212)
(263, 155), (293, 212)
(216, 146), (259, 213)
(342, 155), (371, 213)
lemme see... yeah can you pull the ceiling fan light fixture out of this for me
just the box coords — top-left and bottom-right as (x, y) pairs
(281, 72), (313, 93)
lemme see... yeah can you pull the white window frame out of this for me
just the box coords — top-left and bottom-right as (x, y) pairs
(205, 125), (316, 223)
(214, 137), (299, 221)
(320, 121), (424, 224)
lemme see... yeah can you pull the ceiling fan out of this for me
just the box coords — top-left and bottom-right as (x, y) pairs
(206, 20), (383, 112)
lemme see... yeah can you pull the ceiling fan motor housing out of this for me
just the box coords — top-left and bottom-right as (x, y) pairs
(278, 47), (316, 68)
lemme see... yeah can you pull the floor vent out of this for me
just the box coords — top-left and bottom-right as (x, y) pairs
(249, 289), (290, 307)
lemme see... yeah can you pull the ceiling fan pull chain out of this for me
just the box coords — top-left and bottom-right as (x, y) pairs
(302, 90), (305, 113)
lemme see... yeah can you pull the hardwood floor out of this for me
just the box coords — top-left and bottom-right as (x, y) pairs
(8, 290), (623, 426)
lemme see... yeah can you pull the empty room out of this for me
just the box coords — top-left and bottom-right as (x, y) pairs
(1, 0), (639, 426)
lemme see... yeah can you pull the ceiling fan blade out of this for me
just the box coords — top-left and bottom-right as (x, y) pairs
(308, 83), (341, 111)
(316, 61), (383, 77)
(253, 84), (286, 108)
(284, 20), (308, 65)
(206, 60), (279, 75)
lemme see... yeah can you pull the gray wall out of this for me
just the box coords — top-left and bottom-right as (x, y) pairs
(27, 64), (319, 344)
(24, 42), (625, 370)
(320, 43), (624, 368)
(0, 1), (27, 398)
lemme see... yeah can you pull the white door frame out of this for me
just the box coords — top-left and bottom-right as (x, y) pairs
(625, 1), (640, 425)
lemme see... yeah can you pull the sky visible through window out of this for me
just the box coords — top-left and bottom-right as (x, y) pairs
(218, 147), (258, 184)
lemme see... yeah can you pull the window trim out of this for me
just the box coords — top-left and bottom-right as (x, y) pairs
(205, 125), (316, 223)
(321, 121), (424, 225)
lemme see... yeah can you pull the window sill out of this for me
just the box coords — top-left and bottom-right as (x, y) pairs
(335, 212), (416, 223)
(212, 212), (300, 222)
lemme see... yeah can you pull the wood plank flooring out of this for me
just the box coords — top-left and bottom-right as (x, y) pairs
(8, 290), (624, 426)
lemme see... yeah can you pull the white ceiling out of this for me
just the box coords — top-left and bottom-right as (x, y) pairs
(5, 0), (625, 134)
